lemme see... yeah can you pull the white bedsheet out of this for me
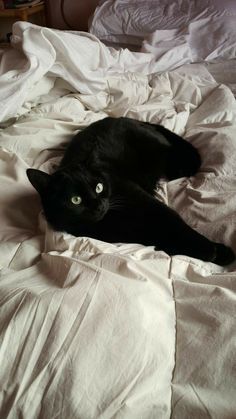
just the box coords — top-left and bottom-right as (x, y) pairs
(0, 22), (236, 419)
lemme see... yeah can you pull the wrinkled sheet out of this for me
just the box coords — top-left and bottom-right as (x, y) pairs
(141, 16), (236, 72)
(0, 22), (236, 419)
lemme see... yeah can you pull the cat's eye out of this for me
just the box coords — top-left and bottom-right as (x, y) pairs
(71, 196), (82, 205)
(96, 183), (103, 194)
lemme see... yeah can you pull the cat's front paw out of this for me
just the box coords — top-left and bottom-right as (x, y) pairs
(212, 243), (235, 266)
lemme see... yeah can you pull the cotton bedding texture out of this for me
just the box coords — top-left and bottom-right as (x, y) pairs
(0, 22), (236, 419)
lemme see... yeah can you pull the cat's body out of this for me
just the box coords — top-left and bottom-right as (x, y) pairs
(27, 117), (235, 265)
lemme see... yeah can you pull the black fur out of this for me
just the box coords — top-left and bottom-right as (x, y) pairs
(27, 116), (235, 265)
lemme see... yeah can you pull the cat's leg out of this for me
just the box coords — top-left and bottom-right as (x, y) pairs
(109, 181), (235, 265)
(148, 204), (234, 265)
(125, 118), (200, 184)
(152, 202), (234, 265)
(139, 121), (201, 180)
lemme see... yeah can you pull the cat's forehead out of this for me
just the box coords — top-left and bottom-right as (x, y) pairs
(53, 168), (102, 183)
(53, 171), (72, 181)
(50, 170), (98, 195)
(51, 171), (82, 188)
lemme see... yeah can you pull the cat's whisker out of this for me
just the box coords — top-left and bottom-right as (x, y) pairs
(109, 197), (125, 206)
(109, 204), (123, 208)
(109, 203), (124, 208)
(108, 202), (125, 211)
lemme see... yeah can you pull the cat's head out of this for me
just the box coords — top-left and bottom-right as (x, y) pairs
(26, 167), (111, 233)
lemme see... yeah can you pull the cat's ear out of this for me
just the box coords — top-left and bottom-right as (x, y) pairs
(26, 169), (51, 195)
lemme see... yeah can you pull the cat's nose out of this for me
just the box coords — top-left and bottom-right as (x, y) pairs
(97, 207), (106, 218)
(92, 200), (108, 212)
(93, 202), (108, 221)
(101, 200), (109, 212)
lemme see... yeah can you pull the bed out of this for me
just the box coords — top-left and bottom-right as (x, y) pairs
(0, 1), (236, 418)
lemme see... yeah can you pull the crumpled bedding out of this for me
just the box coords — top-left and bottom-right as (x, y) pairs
(0, 22), (236, 419)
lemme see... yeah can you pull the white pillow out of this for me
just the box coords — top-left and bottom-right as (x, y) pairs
(89, 0), (236, 48)
(141, 16), (236, 72)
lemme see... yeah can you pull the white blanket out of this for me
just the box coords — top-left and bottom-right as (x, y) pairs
(0, 22), (236, 419)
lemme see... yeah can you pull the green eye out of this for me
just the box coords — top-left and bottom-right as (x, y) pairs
(71, 196), (82, 205)
(96, 183), (103, 193)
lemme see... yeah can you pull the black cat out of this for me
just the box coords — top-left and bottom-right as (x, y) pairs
(27, 116), (235, 265)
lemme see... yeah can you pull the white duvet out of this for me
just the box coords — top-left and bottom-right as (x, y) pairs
(0, 22), (236, 419)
